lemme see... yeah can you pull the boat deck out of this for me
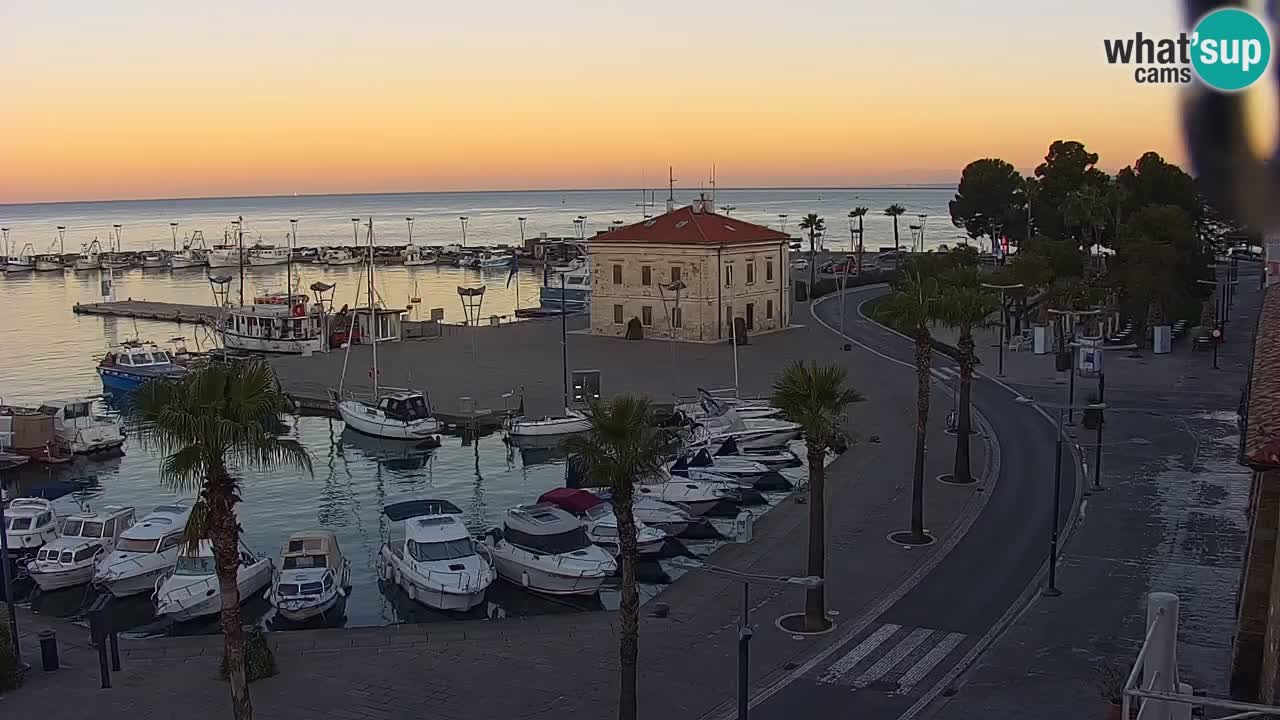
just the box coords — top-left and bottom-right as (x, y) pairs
(72, 300), (222, 325)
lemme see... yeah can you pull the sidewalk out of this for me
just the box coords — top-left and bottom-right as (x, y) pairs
(924, 271), (1262, 719)
(3, 315), (991, 719)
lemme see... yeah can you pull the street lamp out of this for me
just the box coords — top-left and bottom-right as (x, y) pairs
(669, 557), (821, 719)
(777, 214), (788, 235)
(1015, 396), (1107, 597)
(658, 279), (687, 392)
(517, 216), (527, 245)
(1048, 309), (1101, 424)
(168, 222), (179, 251)
(459, 216), (469, 247)
(980, 282), (1024, 377)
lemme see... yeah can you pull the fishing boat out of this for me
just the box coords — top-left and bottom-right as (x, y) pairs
(4, 243), (35, 273)
(97, 340), (188, 395)
(153, 540), (274, 622)
(538, 251), (591, 313)
(402, 217), (437, 266)
(322, 247), (361, 265)
(94, 502), (192, 597)
(206, 242), (243, 268)
(34, 254), (64, 272)
(28, 505), (137, 591)
(377, 500), (495, 612)
(248, 245), (290, 266)
(218, 292), (325, 354)
(482, 504), (616, 596)
(99, 252), (132, 270)
(170, 245), (206, 269)
(140, 248), (168, 269)
(476, 250), (512, 269)
(39, 397), (126, 455)
(3, 498), (59, 556)
(72, 240), (102, 271)
(537, 488), (668, 557)
(270, 529), (352, 621)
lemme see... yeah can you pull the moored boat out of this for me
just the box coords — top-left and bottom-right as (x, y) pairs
(4, 243), (35, 273)
(377, 500), (494, 612)
(34, 254), (65, 272)
(337, 390), (442, 440)
(482, 504), (616, 596)
(206, 243), (243, 268)
(97, 341), (188, 396)
(72, 240), (103, 271)
(217, 292), (325, 355)
(248, 245), (290, 266)
(153, 540), (274, 622)
(505, 407), (591, 437)
(94, 502), (192, 597)
(3, 498), (59, 556)
(140, 249), (169, 269)
(270, 529), (352, 621)
(322, 247), (361, 265)
(28, 505), (137, 591)
(537, 488), (667, 556)
(39, 397), (126, 455)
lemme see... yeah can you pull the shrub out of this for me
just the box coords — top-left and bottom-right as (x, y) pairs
(220, 625), (276, 683)
(0, 607), (21, 692)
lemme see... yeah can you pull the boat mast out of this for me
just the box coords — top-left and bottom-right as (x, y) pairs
(235, 215), (245, 306)
(288, 218), (297, 305)
(561, 272), (568, 410)
(367, 217), (379, 402)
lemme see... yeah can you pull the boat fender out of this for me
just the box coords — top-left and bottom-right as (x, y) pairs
(521, 571), (530, 587)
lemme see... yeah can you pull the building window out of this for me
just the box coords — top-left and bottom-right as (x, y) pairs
(671, 266), (682, 284)
(746, 303), (755, 330)
(767, 299), (774, 319)
(746, 262), (755, 285)
(641, 306), (653, 326)
(612, 264), (623, 284)
(766, 258), (774, 282)
(641, 265), (652, 286)
(671, 307), (682, 328)
(724, 264), (733, 287)
(613, 304), (624, 324)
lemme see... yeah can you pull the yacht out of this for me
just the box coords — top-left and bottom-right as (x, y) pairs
(270, 529), (351, 622)
(691, 409), (801, 452)
(322, 247), (361, 265)
(537, 489), (667, 556)
(140, 249), (169, 269)
(634, 473), (738, 516)
(72, 241), (103, 271)
(38, 397), (126, 455)
(94, 503), (192, 597)
(218, 292), (325, 354)
(377, 500), (495, 612)
(482, 504), (616, 596)
(153, 540), (274, 622)
(3, 498), (58, 556)
(28, 506), (136, 591)
(337, 390), (442, 440)
(539, 252), (591, 313)
(248, 245), (290, 266)
(4, 244), (35, 273)
(97, 341), (188, 395)
(590, 491), (693, 537)
(206, 243), (243, 268)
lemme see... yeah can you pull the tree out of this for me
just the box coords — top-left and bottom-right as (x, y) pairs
(771, 362), (864, 630)
(799, 213), (825, 295)
(1033, 140), (1111, 243)
(884, 204), (907, 270)
(561, 395), (673, 720)
(934, 271), (997, 484)
(949, 159), (1024, 255)
(129, 360), (311, 720)
(850, 206), (869, 273)
(877, 273), (941, 544)
(1111, 204), (1191, 351)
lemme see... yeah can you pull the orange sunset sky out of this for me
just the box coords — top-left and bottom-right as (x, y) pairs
(2, 0), (1272, 204)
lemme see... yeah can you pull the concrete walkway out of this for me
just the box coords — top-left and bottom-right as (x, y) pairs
(3, 305), (992, 718)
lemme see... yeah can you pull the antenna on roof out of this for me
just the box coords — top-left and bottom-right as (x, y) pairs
(711, 164), (716, 204)
(667, 166), (676, 212)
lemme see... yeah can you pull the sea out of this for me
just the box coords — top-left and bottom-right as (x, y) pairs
(0, 187), (957, 632)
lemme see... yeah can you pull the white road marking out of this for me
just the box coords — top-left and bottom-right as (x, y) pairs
(817, 624), (901, 684)
(894, 632), (967, 694)
(849, 627), (934, 688)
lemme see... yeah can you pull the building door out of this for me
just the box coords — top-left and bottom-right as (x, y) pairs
(746, 303), (755, 330)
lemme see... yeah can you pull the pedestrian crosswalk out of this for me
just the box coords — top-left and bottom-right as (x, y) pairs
(813, 623), (969, 696)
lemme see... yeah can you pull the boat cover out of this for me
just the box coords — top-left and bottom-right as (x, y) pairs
(383, 499), (463, 522)
(537, 487), (603, 514)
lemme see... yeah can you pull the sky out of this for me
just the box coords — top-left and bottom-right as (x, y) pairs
(1, 0), (1274, 203)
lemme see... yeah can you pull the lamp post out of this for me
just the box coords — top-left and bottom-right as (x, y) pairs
(1, 228), (8, 258)
(659, 279), (686, 392)
(1016, 396), (1107, 596)
(168, 222), (178, 251)
(458, 216), (469, 247)
(981, 282), (1024, 377)
(777, 214), (788, 235)
(288, 218), (298, 299)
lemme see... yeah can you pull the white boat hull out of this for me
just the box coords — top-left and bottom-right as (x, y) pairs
(403, 258), (436, 266)
(35, 260), (64, 272)
(100, 565), (170, 598)
(30, 564), (94, 591)
(489, 554), (609, 596)
(248, 256), (289, 266)
(338, 400), (441, 439)
(221, 331), (325, 355)
(169, 256), (205, 269)
(4, 263), (34, 273)
(273, 591), (342, 621)
(379, 552), (491, 611)
(206, 252), (242, 268)
(7, 529), (57, 551)
(506, 412), (591, 437)
(155, 560), (274, 622)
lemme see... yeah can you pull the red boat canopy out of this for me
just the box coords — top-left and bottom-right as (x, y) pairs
(537, 487), (603, 515)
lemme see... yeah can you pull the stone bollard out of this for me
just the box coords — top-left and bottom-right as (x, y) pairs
(38, 629), (58, 671)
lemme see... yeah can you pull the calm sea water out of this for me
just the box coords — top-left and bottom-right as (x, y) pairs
(0, 187), (947, 631)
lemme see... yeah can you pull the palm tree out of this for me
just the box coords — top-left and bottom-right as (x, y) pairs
(935, 272), (997, 484)
(562, 395), (673, 720)
(884, 204), (907, 270)
(772, 361), (864, 631)
(850, 207), (869, 274)
(878, 272), (941, 544)
(129, 359), (311, 720)
(799, 213), (825, 296)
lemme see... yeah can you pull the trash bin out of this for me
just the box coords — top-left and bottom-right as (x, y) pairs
(39, 629), (59, 671)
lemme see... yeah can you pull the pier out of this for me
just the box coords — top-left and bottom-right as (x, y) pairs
(72, 300), (222, 324)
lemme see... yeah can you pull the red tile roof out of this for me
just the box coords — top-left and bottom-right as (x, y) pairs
(590, 205), (789, 247)
(1246, 285), (1280, 468)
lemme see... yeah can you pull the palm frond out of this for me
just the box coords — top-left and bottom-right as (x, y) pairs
(561, 395), (674, 494)
(771, 361), (865, 448)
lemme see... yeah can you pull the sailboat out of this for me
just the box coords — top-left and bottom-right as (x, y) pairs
(504, 273), (590, 437)
(332, 218), (441, 440)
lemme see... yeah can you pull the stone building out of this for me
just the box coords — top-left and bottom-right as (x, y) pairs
(588, 196), (791, 342)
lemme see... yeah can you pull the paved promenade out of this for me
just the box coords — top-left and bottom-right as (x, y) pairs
(4, 303), (994, 718)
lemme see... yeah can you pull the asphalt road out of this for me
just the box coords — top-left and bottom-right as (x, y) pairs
(748, 288), (1068, 718)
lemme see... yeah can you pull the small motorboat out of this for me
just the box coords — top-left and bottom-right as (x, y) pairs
(39, 397), (126, 455)
(482, 504), (616, 596)
(505, 408), (591, 438)
(3, 498), (59, 556)
(677, 391), (783, 421)
(72, 240), (103, 271)
(322, 247), (361, 265)
(96, 341), (188, 396)
(669, 447), (790, 491)
(34, 253), (65, 272)
(377, 500), (495, 612)
(591, 492), (693, 537)
(270, 529), (352, 621)
(248, 245), (289, 266)
(4, 244), (35, 273)
(537, 489), (667, 557)
(697, 437), (800, 468)
(634, 472), (738, 516)
(337, 390), (442, 440)
(692, 410), (800, 452)
(140, 249), (169, 269)
(94, 502), (192, 598)
(153, 540), (274, 622)
(402, 245), (437, 266)
(476, 251), (513, 269)
(28, 505), (137, 591)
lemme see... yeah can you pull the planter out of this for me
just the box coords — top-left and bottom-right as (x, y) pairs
(1105, 702), (1123, 720)
(1032, 325), (1050, 355)
(1152, 325), (1171, 355)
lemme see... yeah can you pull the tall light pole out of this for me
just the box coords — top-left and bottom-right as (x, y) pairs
(58, 225), (67, 256)
(169, 222), (179, 251)
(517, 216), (527, 246)
(777, 214), (788, 236)
(1048, 308), (1101, 424)
(658, 279), (686, 394)
(288, 218), (298, 299)
(572, 217), (585, 242)
(459, 216), (469, 247)
(981, 282), (1024, 377)
(1, 228), (9, 257)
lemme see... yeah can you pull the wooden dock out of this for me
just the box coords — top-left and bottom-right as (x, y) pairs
(73, 300), (222, 324)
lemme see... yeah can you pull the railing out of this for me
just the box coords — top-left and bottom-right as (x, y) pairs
(383, 544), (496, 591)
(1124, 593), (1280, 719)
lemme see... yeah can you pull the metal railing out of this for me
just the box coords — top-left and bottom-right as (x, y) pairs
(383, 544), (497, 592)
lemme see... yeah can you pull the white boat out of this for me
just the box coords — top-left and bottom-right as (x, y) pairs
(206, 243), (243, 268)
(94, 502), (192, 597)
(634, 473), (738, 516)
(537, 488), (668, 556)
(170, 231), (208, 269)
(476, 250), (512, 269)
(34, 254), (65, 272)
(539, 250), (591, 313)
(691, 437), (799, 468)
(670, 447), (776, 480)
(377, 500), (495, 612)
(678, 392), (782, 421)
(3, 498), (58, 554)
(153, 540), (274, 622)
(38, 397), (125, 455)
(5, 243), (35, 273)
(337, 391), (442, 439)
(99, 252), (132, 270)
(28, 506), (137, 591)
(505, 408), (591, 437)
(248, 245), (290, 266)
(482, 504), (616, 596)
(218, 292), (325, 355)
(270, 529), (352, 621)
(140, 249), (168, 269)
(692, 409), (801, 452)
(322, 247), (361, 265)
(602, 494), (693, 537)
(402, 245), (437, 266)
(72, 240), (102, 271)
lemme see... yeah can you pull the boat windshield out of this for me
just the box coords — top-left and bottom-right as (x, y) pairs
(282, 553), (328, 570)
(60, 519), (104, 538)
(116, 537), (160, 553)
(175, 556), (216, 575)
(7, 517), (32, 531)
(407, 538), (474, 562)
(504, 527), (593, 554)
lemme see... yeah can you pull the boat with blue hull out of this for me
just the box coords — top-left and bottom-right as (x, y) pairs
(96, 341), (188, 395)
(538, 252), (591, 313)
